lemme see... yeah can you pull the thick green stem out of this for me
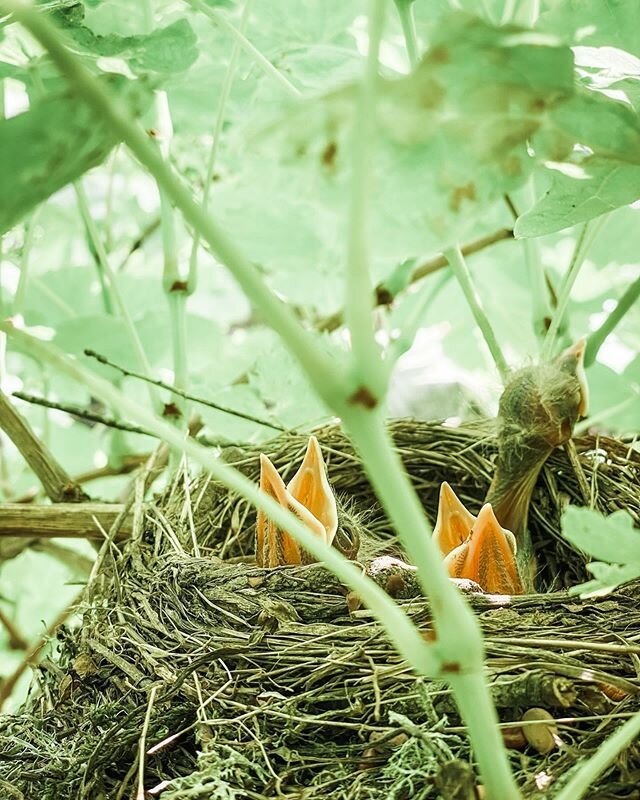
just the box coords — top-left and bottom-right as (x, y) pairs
(188, 0), (252, 290)
(5, 2), (348, 411)
(342, 408), (520, 800)
(445, 246), (510, 383)
(585, 273), (640, 367)
(345, 0), (387, 396)
(449, 673), (521, 800)
(554, 711), (640, 800)
(542, 216), (607, 360)
(393, 0), (419, 69)
(183, 0), (300, 99)
(0, 319), (435, 677)
(74, 181), (159, 411)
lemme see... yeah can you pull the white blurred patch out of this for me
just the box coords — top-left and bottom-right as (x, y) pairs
(3, 78), (29, 119)
(388, 325), (494, 420)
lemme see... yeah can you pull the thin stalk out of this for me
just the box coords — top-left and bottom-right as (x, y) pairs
(389, 270), (451, 362)
(0, 79), (4, 314)
(74, 181), (159, 410)
(153, 91), (188, 417)
(188, 0), (252, 290)
(393, 0), (419, 70)
(445, 246), (510, 382)
(6, 3), (347, 411)
(585, 273), (640, 367)
(518, 182), (552, 344)
(14, 210), (40, 315)
(554, 711), (640, 800)
(0, 319), (436, 678)
(542, 216), (608, 360)
(183, 0), (300, 99)
(342, 408), (520, 800)
(345, 0), (387, 397)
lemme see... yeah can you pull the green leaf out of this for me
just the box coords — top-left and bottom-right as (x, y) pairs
(253, 13), (576, 269)
(515, 157), (640, 236)
(539, 0), (640, 58)
(54, 17), (199, 75)
(562, 506), (640, 565)
(0, 74), (153, 235)
(545, 88), (640, 165)
(570, 562), (640, 597)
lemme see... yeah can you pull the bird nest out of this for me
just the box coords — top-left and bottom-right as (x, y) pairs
(1, 419), (639, 800)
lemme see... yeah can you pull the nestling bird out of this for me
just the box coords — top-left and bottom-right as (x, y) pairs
(254, 339), (589, 596)
(432, 339), (589, 593)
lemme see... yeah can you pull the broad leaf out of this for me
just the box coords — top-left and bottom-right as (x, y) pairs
(515, 157), (640, 236)
(562, 506), (640, 565)
(571, 562), (640, 597)
(54, 16), (199, 75)
(248, 13), (576, 275)
(539, 0), (640, 58)
(0, 74), (153, 235)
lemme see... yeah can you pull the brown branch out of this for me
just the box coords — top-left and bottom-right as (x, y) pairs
(0, 389), (88, 502)
(12, 392), (156, 437)
(316, 227), (514, 333)
(0, 503), (132, 541)
(0, 607), (28, 650)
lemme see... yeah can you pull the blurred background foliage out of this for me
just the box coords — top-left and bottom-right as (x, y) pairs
(0, 0), (638, 706)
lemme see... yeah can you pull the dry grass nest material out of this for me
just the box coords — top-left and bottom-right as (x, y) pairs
(1, 419), (639, 800)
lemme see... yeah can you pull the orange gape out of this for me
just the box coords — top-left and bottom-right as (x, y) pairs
(256, 436), (338, 568)
(433, 483), (525, 595)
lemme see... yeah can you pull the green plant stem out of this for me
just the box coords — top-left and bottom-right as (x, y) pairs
(518, 182), (551, 344)
(444, 246), (510, 382)
(14, 209), (40, 315)
(1, 319), (436, 678)
(393, 0), (419, 69)
(188, 0), (252, 290)
(389, 271), (451, 362)
(542, 216), (607, 360)
(153, 91), (188, 416)
(585, 273), (640, 367)
(5, 4), (347, 410)
(74, 181), (159, 411)
(345, 0), (387, 397)
(342, 408), (520, 800)
(554, 711), (640, 800)
(183, 0), (300, 99)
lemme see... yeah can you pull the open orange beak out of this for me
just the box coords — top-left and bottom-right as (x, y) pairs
(434, 483), (524, 594)
(256, 436), (338, 568)
(433, 481), (476, 556)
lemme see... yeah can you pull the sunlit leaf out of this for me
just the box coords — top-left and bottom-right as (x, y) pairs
(0, 74), (153, 235)
(515, 157), (640, 236)
(562, 506), (640, 565)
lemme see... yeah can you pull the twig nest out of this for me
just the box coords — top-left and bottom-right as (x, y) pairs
(521, 707), (559, 754)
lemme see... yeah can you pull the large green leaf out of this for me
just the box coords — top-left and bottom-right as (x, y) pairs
(0, 74), (153, 235)
(234, 14), (575, 284)
(515, 157), (640, 236)
(562, 506), (640, 565)
(539, 0), (640, 57)
(54, 14), (199, 75)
